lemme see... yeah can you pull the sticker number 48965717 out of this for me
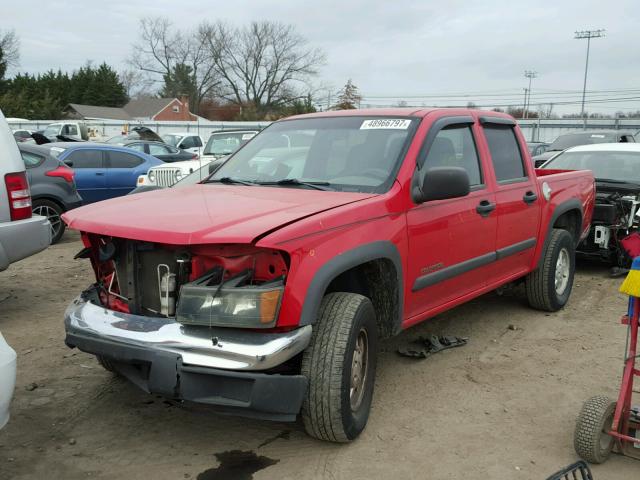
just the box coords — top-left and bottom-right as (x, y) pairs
(360, 119), (411, 130)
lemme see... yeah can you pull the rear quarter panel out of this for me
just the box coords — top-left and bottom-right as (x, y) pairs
(530, 169), (595, 268)
(0, 111), (25, 223)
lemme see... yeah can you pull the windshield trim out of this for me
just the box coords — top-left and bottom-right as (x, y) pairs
(210, 115), (420, 194)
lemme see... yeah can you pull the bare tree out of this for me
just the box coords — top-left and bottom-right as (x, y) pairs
(0, 29), (20, 77)
(128, 17), (220, 113)
(203, 21), (325, 115)
(118, 69), (155, 99)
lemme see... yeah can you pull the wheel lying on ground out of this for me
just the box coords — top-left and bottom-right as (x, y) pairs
(301, 292), (378, 442)
(96, 355), (117, 373)
(32, 199), (65, 244)
(574, 395), (616, 464)
(525, 228), (575, 311)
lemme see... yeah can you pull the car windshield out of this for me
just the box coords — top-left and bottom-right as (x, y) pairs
(543, 150), (640, 184)
(204, 132), (255, 156)
(548, 132), (616, 151)
(210, 116), (417, 193)
(162, 134), (183, 147)
(42, 125), (60, 137)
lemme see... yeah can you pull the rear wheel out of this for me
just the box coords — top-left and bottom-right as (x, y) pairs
(574, 396), (616, 464)
(32, 199), (65, 244)
(525, 228), (575, 311)
(301, 292), (378, 442)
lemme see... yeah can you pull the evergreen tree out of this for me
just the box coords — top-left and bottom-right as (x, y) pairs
(334, 79), (362, 110)
(160, 63), (197, 107)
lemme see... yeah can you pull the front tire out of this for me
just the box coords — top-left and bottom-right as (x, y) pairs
(301, 292), (378, 442)
(526, 228), (575, 311)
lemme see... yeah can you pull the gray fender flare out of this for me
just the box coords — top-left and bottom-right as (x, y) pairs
(298, 241), (404, 335)
(537, 199), (584, 269)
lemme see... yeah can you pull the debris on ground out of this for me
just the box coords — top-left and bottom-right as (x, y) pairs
(397, 335), (468, 359)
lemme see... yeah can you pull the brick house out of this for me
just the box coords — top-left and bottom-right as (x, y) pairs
(63, 96), (197, 122)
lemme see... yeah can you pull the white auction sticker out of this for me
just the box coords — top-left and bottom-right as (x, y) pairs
(360, 119), (411, 130)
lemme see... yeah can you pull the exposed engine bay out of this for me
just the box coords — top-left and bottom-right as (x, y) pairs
(578, 182), (640, 270)
(77, 233), (289, 328)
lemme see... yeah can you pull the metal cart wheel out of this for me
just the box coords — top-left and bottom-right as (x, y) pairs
(574, 395), (617, 464)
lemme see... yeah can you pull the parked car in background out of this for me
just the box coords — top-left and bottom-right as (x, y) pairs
(0, 109), (51, 272)
(116, 140), (196, 163)
(532, 130), (636, 167)
(201, 129), (259, 161)
(38, 143), (163, 203)
(12, 129), (33, 143)
(41, 122), (88, 141)
(542, 143), (640, 269)
(105, 126), (164, 144)
(0, 331), (16, 430)
(527, 141), (550, 158)
(18, 144), (83, 243)
(130, 160), (225, 195)
(161, 132), (204, 156)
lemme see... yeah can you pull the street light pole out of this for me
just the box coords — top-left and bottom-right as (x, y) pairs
(524, 70), (537, 119)
(574, 29), (605, 129)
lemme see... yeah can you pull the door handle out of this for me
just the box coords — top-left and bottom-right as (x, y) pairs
(476, 200), (496, 217)
(523, 191), (538, 204)
(95, 172), (105, 176)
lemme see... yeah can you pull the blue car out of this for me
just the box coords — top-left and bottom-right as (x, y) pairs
(42, 143), (163, 203)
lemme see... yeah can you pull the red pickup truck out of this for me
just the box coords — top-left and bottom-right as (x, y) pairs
(63, 108), (594, 443)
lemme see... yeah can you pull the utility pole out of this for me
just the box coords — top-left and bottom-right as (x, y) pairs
(522, 88), (528, 119)
(574, 29), (605, 129)
(524, 70), (537, 119)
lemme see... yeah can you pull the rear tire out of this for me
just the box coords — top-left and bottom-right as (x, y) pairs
(525, 228), (575, 311)
(301, 292), (378, 442)
(574, 396), (616, 464)
(32, 199), (65, 244)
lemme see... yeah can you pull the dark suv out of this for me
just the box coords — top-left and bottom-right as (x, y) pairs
(19, 144), (83, 243)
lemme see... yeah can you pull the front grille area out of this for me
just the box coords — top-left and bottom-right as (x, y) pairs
(154, 167), (180, 187)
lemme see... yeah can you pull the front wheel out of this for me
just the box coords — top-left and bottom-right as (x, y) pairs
(301, 292), (378, 442)
(525, 228), (575, 311)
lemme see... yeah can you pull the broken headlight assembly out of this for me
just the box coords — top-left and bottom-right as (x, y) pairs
(176, 267), (284, 328)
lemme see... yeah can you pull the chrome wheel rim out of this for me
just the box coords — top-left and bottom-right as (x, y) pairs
(555, 248), (570, 295)
(33, 205), (62, 240)
(600, 410), (614, 452)
(350, 328), (369, 411)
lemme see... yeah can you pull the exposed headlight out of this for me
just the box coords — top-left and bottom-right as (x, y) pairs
(174, 170), (183, 182)
(148, 170), (156, 183)
(176, 284), (283, 328)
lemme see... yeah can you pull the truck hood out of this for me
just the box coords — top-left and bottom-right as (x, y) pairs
(63, 184), (375, 245)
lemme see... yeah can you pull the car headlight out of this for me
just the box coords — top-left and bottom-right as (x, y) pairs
(176, 284), (283, 328)
(148, 170), (156, 183)
(174, 170), (183, 182)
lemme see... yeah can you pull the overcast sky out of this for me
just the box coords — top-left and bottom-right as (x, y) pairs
(5, 0), (640, 114)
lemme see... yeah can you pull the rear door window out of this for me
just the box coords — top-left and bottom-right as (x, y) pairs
(483, 126), (527, 182)
(107, 151), (143, 168)
(149, 144), (171, 155)
(65, 150), (104, 168)
(21, 151), (45, 168)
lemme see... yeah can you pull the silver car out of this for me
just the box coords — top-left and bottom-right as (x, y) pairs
(0, 332), (16, 429)
(0, 109), (51, 271)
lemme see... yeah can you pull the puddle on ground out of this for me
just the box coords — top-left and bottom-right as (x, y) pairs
(197, 450), (279, 480)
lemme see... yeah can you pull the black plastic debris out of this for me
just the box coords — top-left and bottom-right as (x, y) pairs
(397, 335), (468, 359)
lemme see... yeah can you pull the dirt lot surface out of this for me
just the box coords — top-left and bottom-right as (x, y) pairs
(1, 231), (638, 479)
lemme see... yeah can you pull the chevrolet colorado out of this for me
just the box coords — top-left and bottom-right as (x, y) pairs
(63, 108), (595, 442)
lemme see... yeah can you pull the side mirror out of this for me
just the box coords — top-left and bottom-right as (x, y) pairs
(413, 166), (470, 203)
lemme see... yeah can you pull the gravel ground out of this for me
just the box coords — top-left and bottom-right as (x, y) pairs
(0, 230), (638, 479)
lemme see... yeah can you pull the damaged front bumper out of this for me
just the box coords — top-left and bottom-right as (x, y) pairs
(64, 296), (312, 420)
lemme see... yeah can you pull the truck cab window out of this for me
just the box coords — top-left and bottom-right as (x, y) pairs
(483, 125), (526, 182)
(424, 126), (482, 186)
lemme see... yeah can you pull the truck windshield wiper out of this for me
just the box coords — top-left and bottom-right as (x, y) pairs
(205, 177), (256, 186)
(256, 178), (334, 191)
